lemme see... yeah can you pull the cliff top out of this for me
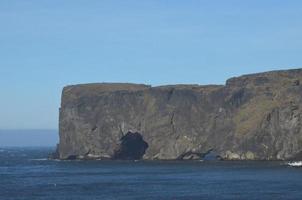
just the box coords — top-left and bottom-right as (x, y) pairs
(64, 68), (302, 92)
(226, 68), (302, 87)
(61, 68), (302, 106)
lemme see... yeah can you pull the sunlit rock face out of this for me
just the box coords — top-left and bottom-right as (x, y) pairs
(57, 69), (302, 160)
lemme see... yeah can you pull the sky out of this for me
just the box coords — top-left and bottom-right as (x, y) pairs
(0, 0), (302, 130)
(0, 130), (58, 146)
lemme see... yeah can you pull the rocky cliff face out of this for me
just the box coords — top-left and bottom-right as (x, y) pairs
(57, 69), (302, 160)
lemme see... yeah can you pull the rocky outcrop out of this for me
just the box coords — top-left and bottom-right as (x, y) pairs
(57, 69), (302, 160)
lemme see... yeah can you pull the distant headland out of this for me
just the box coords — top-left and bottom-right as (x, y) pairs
(53, 68), (302, 161)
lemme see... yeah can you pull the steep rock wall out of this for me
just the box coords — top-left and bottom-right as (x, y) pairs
(57, 69), (302, 160)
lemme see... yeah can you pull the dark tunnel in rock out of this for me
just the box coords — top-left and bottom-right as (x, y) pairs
(113, 131), (149, 160)
(203, 150), (222, 161)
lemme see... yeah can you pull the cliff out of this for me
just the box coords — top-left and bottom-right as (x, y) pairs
(57, 69), (302, 160)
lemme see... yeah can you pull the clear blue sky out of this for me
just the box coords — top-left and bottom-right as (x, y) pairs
(1, 0), (302, 130)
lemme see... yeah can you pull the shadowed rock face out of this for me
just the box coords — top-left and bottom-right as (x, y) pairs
(113, 132), (148, 160)
(57, 69), (302, 160)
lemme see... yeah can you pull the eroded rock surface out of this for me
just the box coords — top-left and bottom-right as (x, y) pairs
(57, 69), (302, 160)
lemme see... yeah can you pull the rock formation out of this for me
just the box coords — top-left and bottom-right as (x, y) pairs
(57, 69), (302, 160)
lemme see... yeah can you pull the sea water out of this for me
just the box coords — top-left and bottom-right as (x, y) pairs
(1, 147), (302, 200)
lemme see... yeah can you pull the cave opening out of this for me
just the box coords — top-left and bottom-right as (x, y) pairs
(203, 150), (222, 161)
(178, 149), (222, 161)
(113, 131), (149, 160)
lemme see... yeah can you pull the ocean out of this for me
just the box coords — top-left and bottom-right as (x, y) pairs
(1, 147), (302, 200)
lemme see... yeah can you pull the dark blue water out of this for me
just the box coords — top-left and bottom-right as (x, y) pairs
(1, 147), (302, 200)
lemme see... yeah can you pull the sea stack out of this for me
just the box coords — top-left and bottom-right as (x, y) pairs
(56, 69), (302, 160)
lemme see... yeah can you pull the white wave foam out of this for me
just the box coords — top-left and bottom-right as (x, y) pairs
(30, 158), (48, 161)
(288, 161), (302, 167)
